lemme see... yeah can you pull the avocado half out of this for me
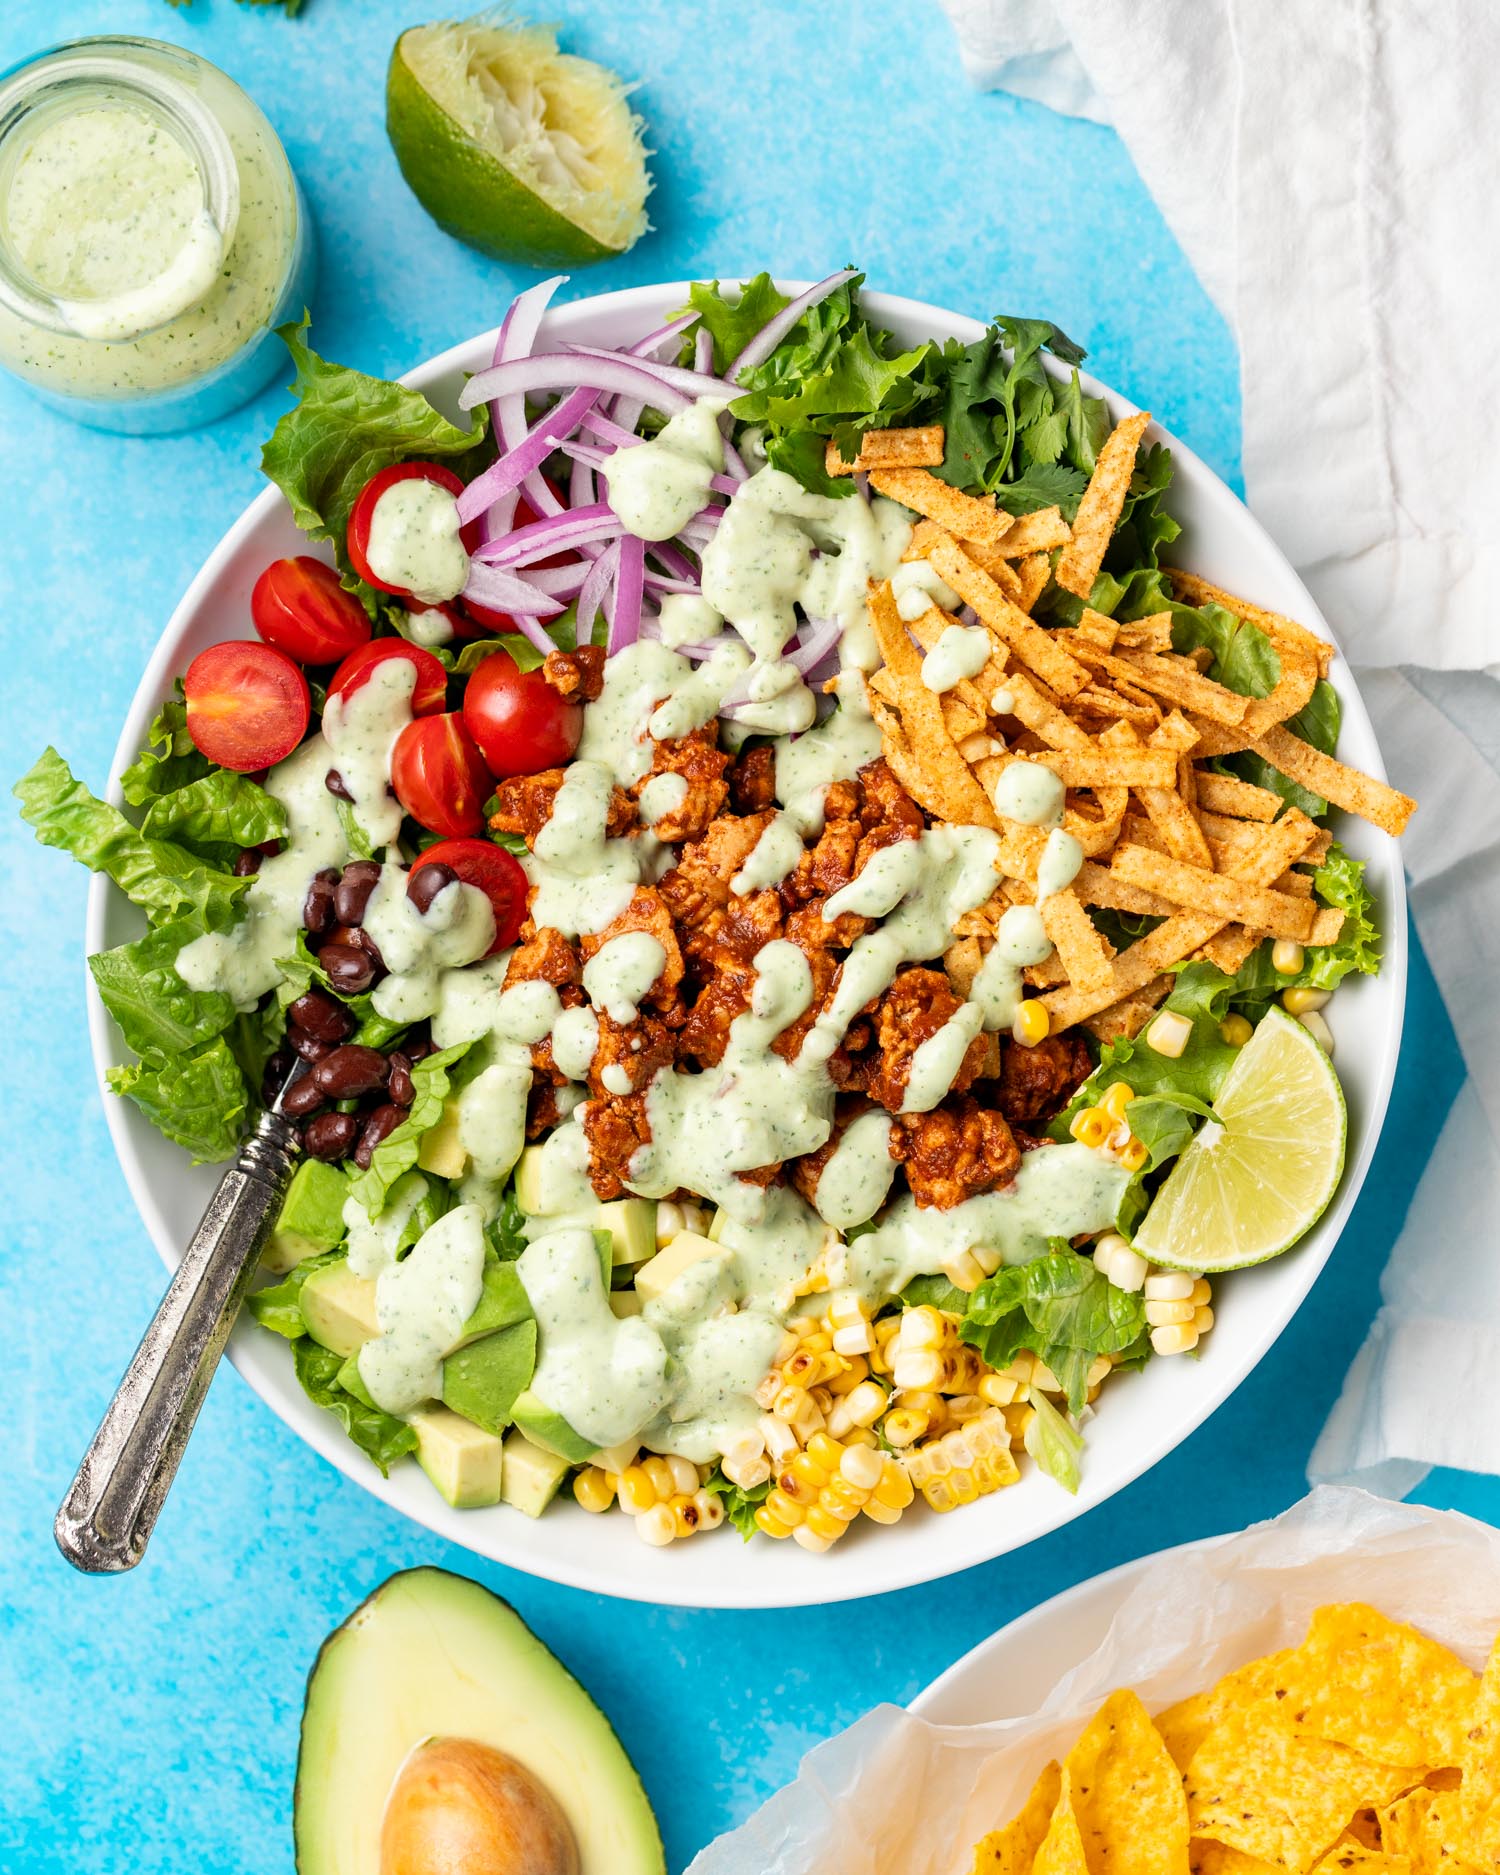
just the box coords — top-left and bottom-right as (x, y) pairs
(294, 1568), (664, 1875)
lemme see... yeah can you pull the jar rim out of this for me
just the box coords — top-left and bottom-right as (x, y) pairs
(0, 36), (242, 341)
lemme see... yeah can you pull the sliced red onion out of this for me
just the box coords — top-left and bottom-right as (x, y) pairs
(855, 471), (872, 503)
(457, 383), (596, 525)
(576, 540), (619, 644)
(557, 439), (611, 469)
(693, 326), (713, 375)
(522, 561), (592, 597)
(802, 645), (842, 691)
(721, 434), (749, 480)
(725, 268), (858, 382)
(643, 571), (702, 595)
(645, 540), (699, 583)
(608, 534), (645, 655)
(473, 503), (621, 568)
(562, 344), (739, 400)
(786, 615), (843, 674)
(568, 447), (596, 515)
(630, 311), (700, 357)
(462, 561), (568, 621)
(488, 280), (568, 521)
(708, 474), (740, 498)
(580, 409), (639, 450)
(461, 353), (696, 417)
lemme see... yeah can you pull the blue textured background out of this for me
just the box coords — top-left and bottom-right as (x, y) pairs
(1, 2), (1491, 1869)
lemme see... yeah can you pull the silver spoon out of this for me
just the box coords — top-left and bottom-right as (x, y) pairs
(55, 1069), (305, 1573)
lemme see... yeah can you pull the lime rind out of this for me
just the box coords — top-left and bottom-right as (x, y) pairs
(1131, 1006), (1347, 1275)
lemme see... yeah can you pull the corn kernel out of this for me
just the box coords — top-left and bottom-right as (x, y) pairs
(1119, 1136), (1150, 1172)
(1013, 999), (1050, 1047)
(1145, 1270), (1195, 1301)
(1146, 1298), (1196, 1327)
(946, 1393), (987, 1423)
(803, 1329), (834, 1355)
(692, 1489), (724, 1532)
(617, 1465), (657, 1516)
(893, 1348), (947, 1391)
(901, 1306), (950, 1351)
(978, 1373), (1020, 1408)
(1003, 1402), (1036, 1440)
(642, 1456), (676, 1502)
(679, 1202), (708, 1236)
(787, 1315), (820, 1341)
(1219, 1013), (1253, 1046)
(1093, 1232), (1149, 1293)
(839, 1443), (884, 1492)
(1146, 1010), (1193, 1059)
(654, 1200), (685, 1248)
(948, 1348), (985, 1393)
(1070, 1107), (1112, 1149)
(1190, 1278), (1212, 1305)
(827, 1354), (869, 1393)
(791, 1521), (834, 1553)
(753, 1372), (781, 1410)
(1283, 986), (1331, 1016)
(788, 1449), (830, 1492)
(938, 1248), (986, 1293)
(803, 1503), (847, 1543)
(635, 1504), (676, 1547)
(861, 1495), (903, 1525)
(1100, 1080), (1135, 1122)
(820, 1477), (864, 1520)
(759, 1413), (799, 1461)
(844, 1379), (887, 1427)
(805, 1431), (844, 1474)
(998, 1352), (1035, 1385)
(883, 1407), (929, 1448)
(573, 1467), (616, 1513)
(1194, 1304), (1215, 1334)
(1030, 1360), (1062, 1393)
(665, 1455), (699, 1497)
(825, 1396), (855, 1439)
(671, 1494), (702, 1538)
(843, 1426), (879, 1450)
(972, 1244), (1003, 1277)
(1086, 1354), (1113, 1387)
(722, 1448), (771, 1491)
(1151, 1321), (1200, 1355)
(1298, 1009), (1335, 1055)
(924, 1475), (959, 1513)
(764, 1486), (806, 1527)
(754, 1504), (794, 1540)
(1272, 939), (1305, 975)
(828, 1292), (867, 1329)
(773, 1384), (809, 1422)
(874, 1459), (915, 1510)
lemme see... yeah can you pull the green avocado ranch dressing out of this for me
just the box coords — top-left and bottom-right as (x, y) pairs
(0, 37), (313, 431)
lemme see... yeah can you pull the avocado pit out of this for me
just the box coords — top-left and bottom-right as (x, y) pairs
(381, 1737), (579, 1875)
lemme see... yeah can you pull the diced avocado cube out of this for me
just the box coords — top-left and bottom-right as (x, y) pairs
(410, 1406), (505, 1509)
(417, 1096), (469, 1179)
(499, 1429), (571, 1517)
(705, 1208), (727, 1244)
(443, 1319), (537, 1437)
(633, 1232), (732, 1307)
(608, 1289), (644, 1319)
(594, 1438), (642, 1476)
(509, 1389), (597, 1464)
(453, 1258), (531, 1349)
(299, 1261), (380, 1359)
(597, 1199), (656, 1266)
(335, 1353), (378, 1410)
(264, 1160), (349, 1274)
(512, 1133), (594, 1216)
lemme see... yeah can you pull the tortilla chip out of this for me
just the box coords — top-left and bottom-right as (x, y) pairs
(1455, 1637), (1499, 1860)
(1251, 727), (1416, 835)
(1002, 505), (1073, 555)
(871, 466), (1016, 549)
(1083, 976), (1173, 1041)
(1075, 860), (1174, 918)
(921, 532), (1092, 699)
(1193, 771), (1284, 822)
(1375, 1786), (1467, 1873)
(1004, 670), (1093, 749)
(1190, 1847), (1286, 1875)
(1033, 1768), (1091, 1875)
(1042, 889), (1116, 994)
(1055, 410), (1152, 599)
(1197, 926), (1261, 974)
(1110, 844), (1316, 939)
(826, 424), (946, 475)
(1309, 1844), (1410, 1870)
(1117, 612), (1175, 654)
(973, 1760), (1063, 1875)
(1034, 747), (1181, 789)
(1062, 1689), (1190, 1875)
(1076, 607), (1121, 650)
(1113, 647), (1253, 726)
(1014, 552), (1053, 613)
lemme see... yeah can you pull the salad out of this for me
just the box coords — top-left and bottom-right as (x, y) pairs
(18, 269), (1416, 1555)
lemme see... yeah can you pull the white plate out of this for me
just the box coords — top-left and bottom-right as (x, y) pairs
(86, 280), (1407, 1608)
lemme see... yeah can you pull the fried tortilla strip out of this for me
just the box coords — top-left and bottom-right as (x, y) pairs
(825, 424), (946, 476)
(1115, 613), (1174, 653)
(1252, 725), (1417, 834)
(1170, 568), (1336, 670)
(1110, 844), (1316, 940)
(1032, 747), (1179, 789)
(1000, 505), (1072, 555)
(1150, 709), (1201, 755)
(1075, 687), (1162, 729)
(1166, 570), (1327, 755)
(1197, 926), (1261, 973)
(905, 600), (1006, 724)
(903, 517), (1024, 601)
(1013, 552), (1051, 613)
(1004, 669), (1091, 748)
(1193, 770), (1283, 822)
(1074, 861), (1174, 918)
(1102, 715), (1213, 869)
(1054, 409), (1152, 599)
(1042, 889), (1116, 993)
(1274, 868), (1314, 897)
(944, 936), (983, 999)
(871, 467), (1015, 550)
(1309, 906), (1347, 946)
(921, 532), (1091, 699)
(1074, 607), (1120, 650)
(1042, 809), (1320, 1027)
(1084, 976), (1173, 1042)
(1113, 647), (1252, 726)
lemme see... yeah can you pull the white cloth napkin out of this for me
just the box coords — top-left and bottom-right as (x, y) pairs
(937, 0), (1500, 1487)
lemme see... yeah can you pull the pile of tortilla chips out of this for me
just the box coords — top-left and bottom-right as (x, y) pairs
(971, 1603), (1498, 1874)
(850, 415), (1417, 1045)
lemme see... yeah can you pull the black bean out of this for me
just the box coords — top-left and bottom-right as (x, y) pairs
(325, 768), (353, 802)
(303, 868), (339, 936)
(334, 859), (382, 927)
(303, 1111), (360, 1162)
(319, 940), (375, 995)
(354, 928), (385, 973)
(288, 988), (354, 1043)
(281, 1075), (327, 1119)
(233, 849), (263, 877)
(407, 861), (458, 915)
(311, 1044), (389, 1099)
(260, 1047), (294, 1108)
(288, 1027), (335, 1063)
(353, 1103), (406, 1169)
(387, 1052), (415, 1108)
(404, 1036), (435, 1062)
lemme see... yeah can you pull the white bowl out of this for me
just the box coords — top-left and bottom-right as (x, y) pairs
(87, 281), (1407, 1608)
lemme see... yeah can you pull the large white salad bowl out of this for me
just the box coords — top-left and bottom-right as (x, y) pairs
(86, 281), (1407, 1607)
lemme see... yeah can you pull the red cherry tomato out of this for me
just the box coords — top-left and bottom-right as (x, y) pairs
(390, 713), (494, 838)
(183, 640), (311, 772)
(347, 461), (466, 600)
(409, 839), (529, 954)
(327, 638), (448, 718)
(462, 647), (581, 780)
(457, 483), (569, 633)
(401, 600), (466, 644)
(250, 557), (371, 665)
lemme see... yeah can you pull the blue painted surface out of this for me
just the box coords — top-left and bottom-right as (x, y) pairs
(0, 1), (1490, 1869)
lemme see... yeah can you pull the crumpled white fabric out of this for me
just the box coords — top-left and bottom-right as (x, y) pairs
(936, 0), (1500, 1489)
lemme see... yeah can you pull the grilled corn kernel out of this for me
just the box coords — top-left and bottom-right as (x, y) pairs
(828, 1292), (867, 1330)
(819, 1477), (864, 1521)
(1151, 1321), (1200, 1355)
(788, 1449), (831, 1492)
(679, 1202), (708, 1236)
(1145, 1010), (1193, 1059)
(617, 1465), (658, 1516)
(665, 1455), (699, 1497)
(791, 1521), (834, 1553)
(754, 1504), (794, 1540)
(874, 1458), (915, 1510)
(671, 1494), (702, 1539)
(978, 1373), (1020, 1408)
(832, 1317), (872, 1357)
(844, 1380), (887, 1428)
(692, 1489), (724, 1532)
(1093, 1232), (1149, 1293)
(1070, 1106), (1112, 1149)
(1283, 986), (1331, 1016)
(573, 1467), (616, 1514)
(861, 1495), (903, 1524)
(635, 1504), (677, 1547)
(773, 1384), (809, 1422)
(1272, 939), (1305, 975)
(901, 1306), (950, 1351)
(781, 1349), (820, 1388)
(1146, 1298), (1196, 1327)
(642, 1456), (676, 1502)
(893, 1348), (947, 1392)
(948, 1348), (985, 1393)
(1119, 1136), (1150, 1172)
(883, 1407), (929, 1448)
(843, 1426), (880, 1450)
(1013, 999), (1050, 1047)
(839, 1443), (885, 1492)
(764, 1486), (806, 1527)
(1145, 1270), (1195, 1301)
(722, 1448), (771, 1491)
(805, 1431), (844, 1474)
(803, 1503), (848, 1544)
(654, 1200), (685, 1248)
(1220, 1013), (1253, 1046)
(938, 1248), (987, 1293)
(1100, 1080), (1136, 1122)
(758, 1413), (799, 1461)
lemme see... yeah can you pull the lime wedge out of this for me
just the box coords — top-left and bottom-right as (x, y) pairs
(387, 19), (651, 267)
(1131, 1006), (1346, 1274)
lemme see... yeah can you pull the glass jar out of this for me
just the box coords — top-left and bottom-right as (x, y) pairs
(0, 36), (315, 433)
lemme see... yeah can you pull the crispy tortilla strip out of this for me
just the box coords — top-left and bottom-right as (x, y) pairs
(1252, 725), (1417, 834)
(1074, 861), (1174, 918)
(1274, 868), (1314, 897)
(1042, 810), (1320, 1027)
(1116, 612), (1174, 654)
(1004, 670), (1092, 748)
(944, 936), (983, 999)
(1013, 552), (1051, 613)
(921, 533), (1091, 699)
(904, 518), (1024, 602)
(870, 467), (1015, 550)
(995, 794), (1128, 870)
(999, 505), (1071, 555)
(1111, 844), (1316, 940)
(905, 600), (1002, 725)
(1193, 770), (1283, 822)
(1169, 568), (1335, 668)
(1054, 409), (1152, 599)
(1138, 786), (1214, 869)
(1074, 608), (1120, 650)
(1033, 747), (1179, 789)
(1041, 889), (1116, 993)
(1084, 976), (1173, 1042)
(1309, 906), (1347, 946)
(1165, 571), (1326, 756)
(1197, 925), (1261, 973)
(1075, 687), (1162, 729)
(1113, 647), (1252, 726)
(825, 424), (945, 476)
(943, 696), (987, 743)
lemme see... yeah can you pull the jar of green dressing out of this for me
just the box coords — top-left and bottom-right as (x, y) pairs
(0, 36), (315, 432)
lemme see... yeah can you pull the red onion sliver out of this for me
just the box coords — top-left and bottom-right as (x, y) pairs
(576, 540), (619, 643)
(609, 534), (645, 655)
(580, 409), (640, 450)
(473, 503), (621, 567)
(461, 353), (696, 416)
(725, 268), (858, 381)
(645, 540), (698, 582)
(693, 326), (713, 375)
(457, 383), (596, 525)
(561, 343), (740, 400)
(787, 615), (843, 674)
(629, 311), (700, 356)
(463, 561), (567, 619)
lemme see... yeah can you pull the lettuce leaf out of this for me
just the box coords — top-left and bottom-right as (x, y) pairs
(700, 1466), (772, 1540)
(1230, 844), (1380, 1006)
(1223, 679), (1342, 818)
(247, 1252), (342, 1338)
(675, 273), (790, 375)
(1024, 1391), (1084, 1494)
(958, 1244), (1147, 1414)
(88, 920), (239, 1064)
(118, 689), (210, 806)
(1169, 600), (1280, 700)
(347, 1041), (473, 1216)
(106, 1035), (248, 1163)
(291, 1338), (417, 1475)
(139, 770), (286, 856)
(452, 633), (546, 676)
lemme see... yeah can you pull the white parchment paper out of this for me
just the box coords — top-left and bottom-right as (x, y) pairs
(688, 1488), (1500, 1875)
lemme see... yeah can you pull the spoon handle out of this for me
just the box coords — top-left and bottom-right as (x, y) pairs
(55, 1112), (300, 1573)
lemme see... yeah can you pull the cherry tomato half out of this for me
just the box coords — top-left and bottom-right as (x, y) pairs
(184, 640), (311, 773)
(409, 838), (529, 954)
(462, 647), (581, 780)
(391, 713), (494, 839)
(457, 483), (569, 633)
(327, 638), (448, 718)
(251, 557), (371, 666)
(347, 461), (466, 600)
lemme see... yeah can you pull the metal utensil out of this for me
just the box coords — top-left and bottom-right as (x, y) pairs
(55, 1076), (304, 1573)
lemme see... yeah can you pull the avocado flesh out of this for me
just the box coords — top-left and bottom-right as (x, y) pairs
(299, 1262), (379, 1358)
(500, 1429), (572, 1516)
(509, 1388), (597, 1463)
(265, 1161), (349, 1274)
(409, 1407), (504, 1507)
(294, 1567), (664, 1875)
(416, 1095), (469, 1178)
(442, 1318), (537, 1436)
